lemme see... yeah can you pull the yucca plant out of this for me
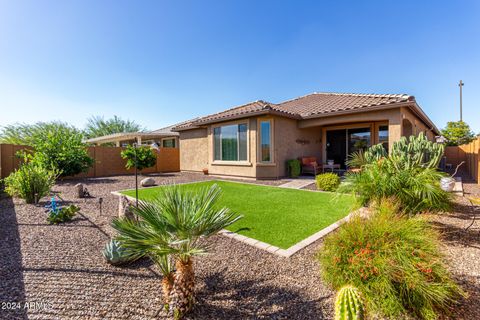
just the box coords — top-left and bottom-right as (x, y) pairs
(112, 184), (241, 318)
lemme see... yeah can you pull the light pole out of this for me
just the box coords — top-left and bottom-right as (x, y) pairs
(459, 80), (464, 121)
(132, 141), (160, 207)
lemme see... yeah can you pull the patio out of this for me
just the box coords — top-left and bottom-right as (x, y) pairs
(1, 172), (479, 319)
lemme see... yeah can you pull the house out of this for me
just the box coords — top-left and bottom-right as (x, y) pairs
(85, 124), (179, 148)
(173, 92), (439, 179)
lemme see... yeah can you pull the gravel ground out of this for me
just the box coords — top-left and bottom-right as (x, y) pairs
(1, 171), (479, 319)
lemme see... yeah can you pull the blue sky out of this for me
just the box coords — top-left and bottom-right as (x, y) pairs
(0, 0), (479, 132)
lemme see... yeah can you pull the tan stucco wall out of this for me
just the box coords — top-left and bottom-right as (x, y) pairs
(400, 107), (436, 140)
(272, 116), (322, 178)
(179, 128), (209, 172)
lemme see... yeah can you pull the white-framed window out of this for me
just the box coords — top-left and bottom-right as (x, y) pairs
(162, 138), (176, 148)
(213, 123), (248, 161)
(259, 120), (273, 162)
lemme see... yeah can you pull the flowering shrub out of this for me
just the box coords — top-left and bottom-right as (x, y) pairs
(318, 199), (465, 319)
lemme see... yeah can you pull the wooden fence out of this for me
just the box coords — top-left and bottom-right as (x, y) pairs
(0, 144), (180, 179)
(444, 138), (480, 184)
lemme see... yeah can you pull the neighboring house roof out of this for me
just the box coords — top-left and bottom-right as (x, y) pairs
(85, 124), (179, 144)
(173, 92), (439, 134)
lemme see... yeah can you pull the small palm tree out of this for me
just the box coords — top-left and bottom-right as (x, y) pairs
(112, 184), (241, 318)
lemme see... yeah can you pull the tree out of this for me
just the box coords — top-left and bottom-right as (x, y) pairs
(112, 184), (241, 318)
(84, 115), (144, 142)
(0, 122), (75, 146)
(0, 121), (93, 177)
(29, 123), (94, 177)
(120, 145), (157, 171)
(441, 121), (475, 146)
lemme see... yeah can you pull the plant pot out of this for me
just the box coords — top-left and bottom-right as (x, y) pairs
(202, 168), (209, 175)
(440, 177), (455, 192)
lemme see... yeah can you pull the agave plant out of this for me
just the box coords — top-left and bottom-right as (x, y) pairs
(102, 239), (143, 266)
(111, 184), (241, 318)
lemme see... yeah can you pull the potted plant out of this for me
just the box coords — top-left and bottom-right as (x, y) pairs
(202, 167), (209, 175)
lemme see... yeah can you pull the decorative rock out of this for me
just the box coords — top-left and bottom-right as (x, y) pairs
(74, 183), (84, 198)
(140, 177), (155, 187)
(118, 196), (135, 220)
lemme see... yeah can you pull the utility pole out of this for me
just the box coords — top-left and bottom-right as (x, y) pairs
(459, 80), (464, 121)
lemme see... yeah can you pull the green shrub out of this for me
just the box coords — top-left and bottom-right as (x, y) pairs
(316, 173), (340, 191)
(340, 157), (451, 214)
(47, 204), (80, 224)
(318, 200), (465, 319)
(287, 159), (301, 177)
(29, 124), (94, 177)
(4, 162), (57, 204)
(121, 145), (157, 171)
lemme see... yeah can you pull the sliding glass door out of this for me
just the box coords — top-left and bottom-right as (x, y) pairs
(326, 127), (371, 168)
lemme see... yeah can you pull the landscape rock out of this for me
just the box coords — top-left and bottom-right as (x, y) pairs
(74, 183), (84, 198)
(140, 177), (155, 187)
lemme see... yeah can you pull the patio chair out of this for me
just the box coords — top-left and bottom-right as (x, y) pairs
(300, 157), (320, 176)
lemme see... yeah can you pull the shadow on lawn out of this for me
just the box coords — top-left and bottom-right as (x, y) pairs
(0, 195), (28, 320)
(191, 271), (328, 319)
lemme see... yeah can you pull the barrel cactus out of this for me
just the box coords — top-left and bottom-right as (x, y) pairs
(102, 239), (141, 266)
(391, 132), (444, 169)
(335, 285), (365, 320)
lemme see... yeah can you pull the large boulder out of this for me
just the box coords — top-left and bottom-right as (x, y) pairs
(140, 177), (156, 187)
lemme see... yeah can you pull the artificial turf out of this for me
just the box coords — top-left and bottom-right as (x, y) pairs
(121, 180), (356, 249)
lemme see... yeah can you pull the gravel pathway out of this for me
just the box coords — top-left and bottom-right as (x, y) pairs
(1, 172), (479, 319)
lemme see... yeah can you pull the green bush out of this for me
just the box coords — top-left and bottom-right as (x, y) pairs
(318, 200), (465, 319)
(121, 145), (157, 171)
(287, 159), (301, 177)
(316, 173), (340, 191)
(4, 162), (57, 204)
(47, 204), (80, 224)
(340, 157), (451, 214)
(24, 123), (94, 177)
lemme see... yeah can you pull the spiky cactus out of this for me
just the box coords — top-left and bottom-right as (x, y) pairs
(391, 132), (444, 169)
(102, 239), (141, 266)
(335, 285), (365, 320)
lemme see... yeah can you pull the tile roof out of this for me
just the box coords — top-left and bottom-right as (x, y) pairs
(173, 92), (419, 130)
(274, 92), (414, 118)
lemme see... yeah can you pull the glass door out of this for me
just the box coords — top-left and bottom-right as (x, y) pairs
(347, 127), (371, 155)
(326, 129), (347, 168)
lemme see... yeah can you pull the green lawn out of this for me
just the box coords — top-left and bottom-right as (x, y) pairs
(121, 180), (356, 249)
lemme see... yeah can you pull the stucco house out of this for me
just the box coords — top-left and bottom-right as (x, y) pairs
(173, 92), (439, 179)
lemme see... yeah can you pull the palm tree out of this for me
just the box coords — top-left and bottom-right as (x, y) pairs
(111, 184), (241, 318)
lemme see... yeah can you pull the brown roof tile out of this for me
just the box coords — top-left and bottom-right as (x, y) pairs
(273, 92), (413, 117)
(173, 92), (417, 130)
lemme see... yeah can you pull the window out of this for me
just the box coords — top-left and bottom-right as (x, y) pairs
(162, 138), (176, 148)
(213, 123), (248, 161)
(260, 120), (272, 162)
(378, 125), (389, 151)
(348, 127), (371, 155)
